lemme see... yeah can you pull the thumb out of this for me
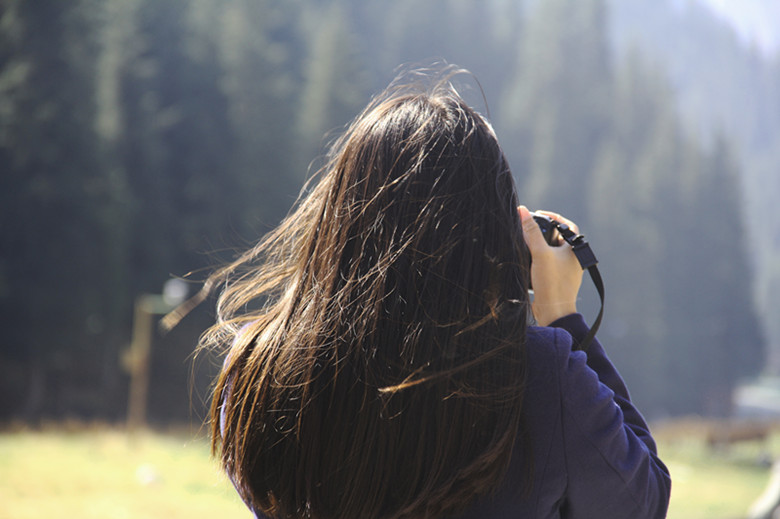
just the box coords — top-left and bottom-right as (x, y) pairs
(518, 205), (548, 253)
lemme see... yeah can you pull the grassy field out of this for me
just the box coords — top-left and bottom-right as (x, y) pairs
(0, 424), (248, 519)
(0, 422), (777, 519)
(654, 420), (779, 519)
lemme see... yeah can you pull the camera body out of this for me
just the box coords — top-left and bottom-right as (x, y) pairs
(532, 213), (558, 246)
(526, 212), (598, 271)
(525, 214), (558, 288)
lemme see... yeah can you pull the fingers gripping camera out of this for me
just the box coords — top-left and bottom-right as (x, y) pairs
(528, 213), (603, 350)
(532, 214), (598, 269)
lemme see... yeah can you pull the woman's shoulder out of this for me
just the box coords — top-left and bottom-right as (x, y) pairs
(524, 313), (595, 366)
(525, 322), (578, 368)
(522, 316), (601, 399)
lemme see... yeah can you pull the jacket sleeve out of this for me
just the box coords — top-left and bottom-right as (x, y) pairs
(549, 314), (671, 519)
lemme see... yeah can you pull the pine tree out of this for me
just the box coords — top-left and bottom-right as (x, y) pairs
(500, 0), (612, 223)
(0, 0), (115, 418)
(296, 0), (369, 176)
(208, 0), (305, 226)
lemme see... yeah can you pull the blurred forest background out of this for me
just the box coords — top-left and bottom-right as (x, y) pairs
(1, 0), (778, 426)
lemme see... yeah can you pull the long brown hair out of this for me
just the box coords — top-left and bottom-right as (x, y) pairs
(202, 69), (530, 519)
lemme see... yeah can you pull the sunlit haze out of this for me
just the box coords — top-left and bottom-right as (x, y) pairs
(694, 0), (780, 54)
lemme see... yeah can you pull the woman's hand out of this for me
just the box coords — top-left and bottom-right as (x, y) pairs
(518, 205), (584, 326)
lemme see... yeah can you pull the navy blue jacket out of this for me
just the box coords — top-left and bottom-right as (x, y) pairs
(236, 313), (671, 518)
(455, 313), (671, 518)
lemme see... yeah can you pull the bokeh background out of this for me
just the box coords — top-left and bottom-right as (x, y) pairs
(2, 0), (780, 517)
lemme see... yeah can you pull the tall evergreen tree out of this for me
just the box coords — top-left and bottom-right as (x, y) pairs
(686, 136), (764, 413)
(207, 0), (304, 226)
(0, 0), (115, 418)
(586, 54), (682, 413)
(587, 50), (764, 415)
(499, 0), (612, 223)
(609, 0), (779, 386)
(296, 0), (369, 176)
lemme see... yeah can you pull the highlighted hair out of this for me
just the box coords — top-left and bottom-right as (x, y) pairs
(203, 68), (530, 519)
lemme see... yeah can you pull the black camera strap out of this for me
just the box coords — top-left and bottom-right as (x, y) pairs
(553, 222), (604, 351)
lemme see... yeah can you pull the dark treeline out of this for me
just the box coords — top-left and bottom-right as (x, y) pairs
(610, 0), (780, 389)
(0, 0), (770, 423)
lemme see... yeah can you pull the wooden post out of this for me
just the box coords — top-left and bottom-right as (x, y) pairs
(124, 281), (188, 440)
(126, 296), (153, 436)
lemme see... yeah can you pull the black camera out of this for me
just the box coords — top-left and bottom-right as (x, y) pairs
(525, 212), (598, 271)
(533, 213), (559, 247)
(524, 213), (559, 281)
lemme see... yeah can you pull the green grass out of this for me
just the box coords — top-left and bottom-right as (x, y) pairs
(0, 425), (247, 519)
(0, 423), (777, 519)
(655, 422), (779, 519)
